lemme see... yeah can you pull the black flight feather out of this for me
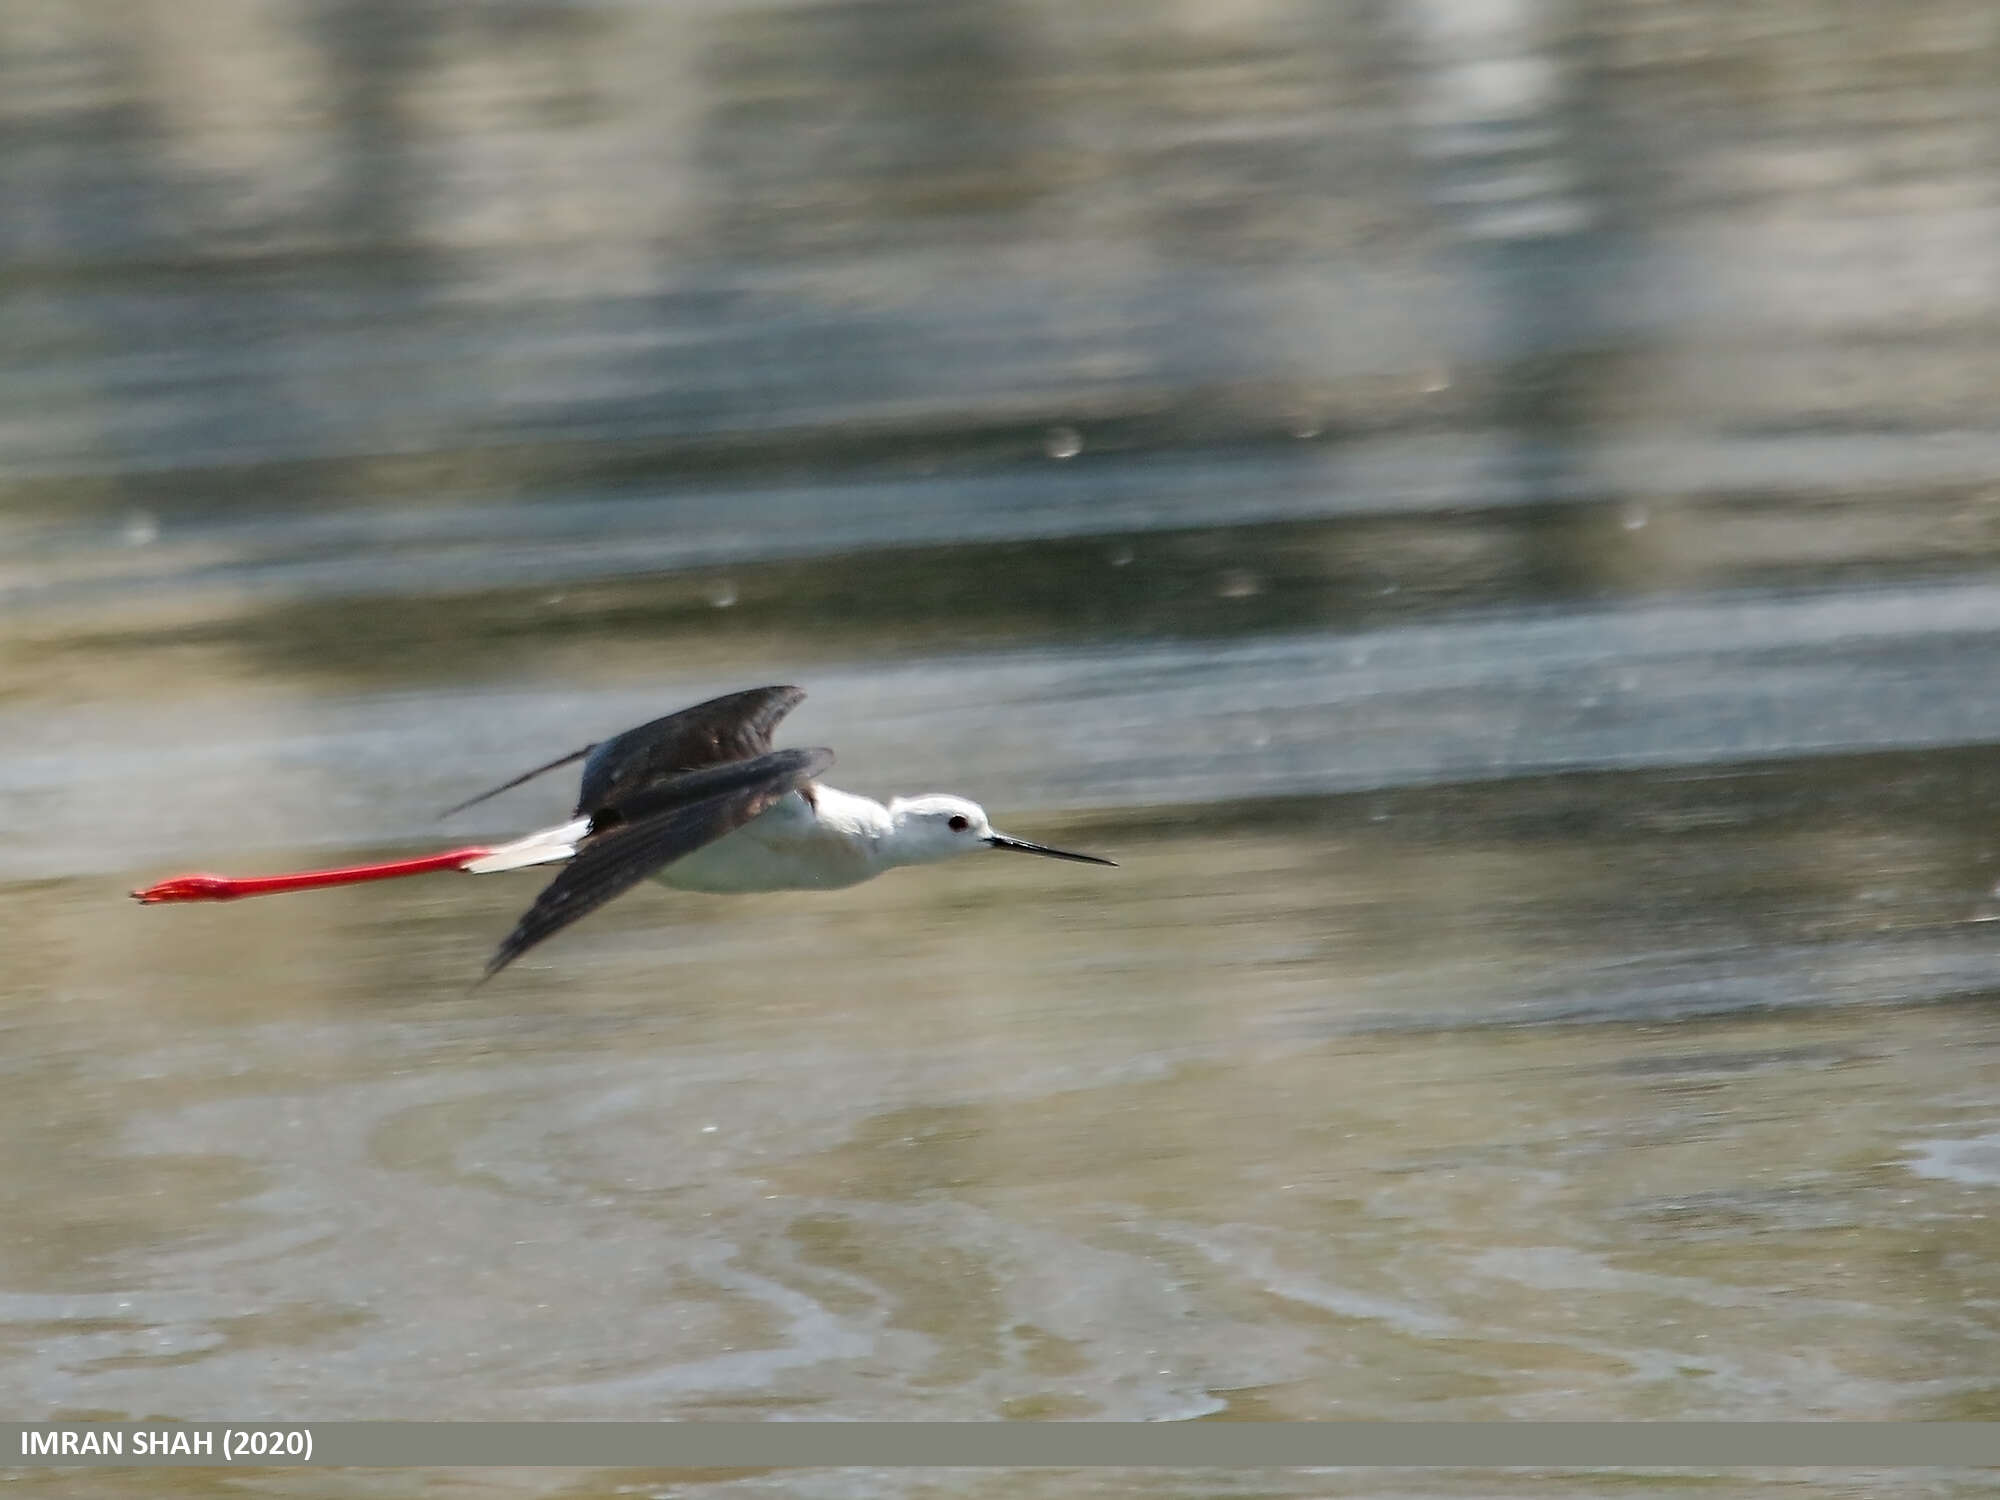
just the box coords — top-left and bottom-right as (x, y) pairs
(439, 685), (805, 822)
(575, 685), (805, 818)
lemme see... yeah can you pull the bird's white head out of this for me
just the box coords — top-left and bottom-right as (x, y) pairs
(885, 794), (1117, 869)
(886, 795), (998, 865)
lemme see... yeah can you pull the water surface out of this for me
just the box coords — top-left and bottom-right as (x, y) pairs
(4, 0), (2000, 1495)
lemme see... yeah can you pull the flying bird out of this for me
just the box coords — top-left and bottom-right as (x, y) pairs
(133, 686), (1114, 979)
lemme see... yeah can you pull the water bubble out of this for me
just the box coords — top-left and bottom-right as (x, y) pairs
(1044, 425), (1083, 460)
(120, 510), (159, 547)
(1107, 544), (1135, 568)
(708, 579), (739, 608)
(1621, 504), (1650, 531)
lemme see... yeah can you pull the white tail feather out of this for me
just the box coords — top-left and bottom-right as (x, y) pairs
(460, 817), (591, 874)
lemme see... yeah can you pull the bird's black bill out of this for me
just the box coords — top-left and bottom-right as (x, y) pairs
(986, 835), (1116, 867)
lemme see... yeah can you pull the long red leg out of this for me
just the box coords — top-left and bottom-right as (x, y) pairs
(132, 846), (496, 904)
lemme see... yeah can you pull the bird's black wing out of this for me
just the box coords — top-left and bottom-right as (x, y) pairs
(480, 746), (833, 981)
(575, 685), (805, 817)
(438, 685), (804, 821)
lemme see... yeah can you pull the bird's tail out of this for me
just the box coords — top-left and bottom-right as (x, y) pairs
(458, 817), (592, 874)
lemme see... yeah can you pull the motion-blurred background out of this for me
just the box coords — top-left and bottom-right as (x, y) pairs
(5, 0), (2000, 1467)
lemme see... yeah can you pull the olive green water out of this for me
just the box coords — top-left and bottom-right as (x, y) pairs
(10, 751), (2000, 1430)
(6, 0), (2000, 1496)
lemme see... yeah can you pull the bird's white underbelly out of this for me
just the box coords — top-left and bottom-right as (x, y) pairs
(652, 790), (879, 893)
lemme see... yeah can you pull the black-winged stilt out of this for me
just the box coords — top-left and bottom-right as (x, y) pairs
(133, 686), (1114, 979)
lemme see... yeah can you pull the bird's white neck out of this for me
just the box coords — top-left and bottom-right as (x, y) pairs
(812, 785), (968, 872)
(806, 783), (897, 857)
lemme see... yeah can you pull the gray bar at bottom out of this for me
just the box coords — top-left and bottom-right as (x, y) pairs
(6, 1422), (1999, 1468)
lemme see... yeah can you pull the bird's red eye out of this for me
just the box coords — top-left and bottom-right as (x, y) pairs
(948, 815), (970, 832)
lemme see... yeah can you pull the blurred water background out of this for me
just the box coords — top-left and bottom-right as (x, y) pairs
(5, 0), (2000, 1493)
